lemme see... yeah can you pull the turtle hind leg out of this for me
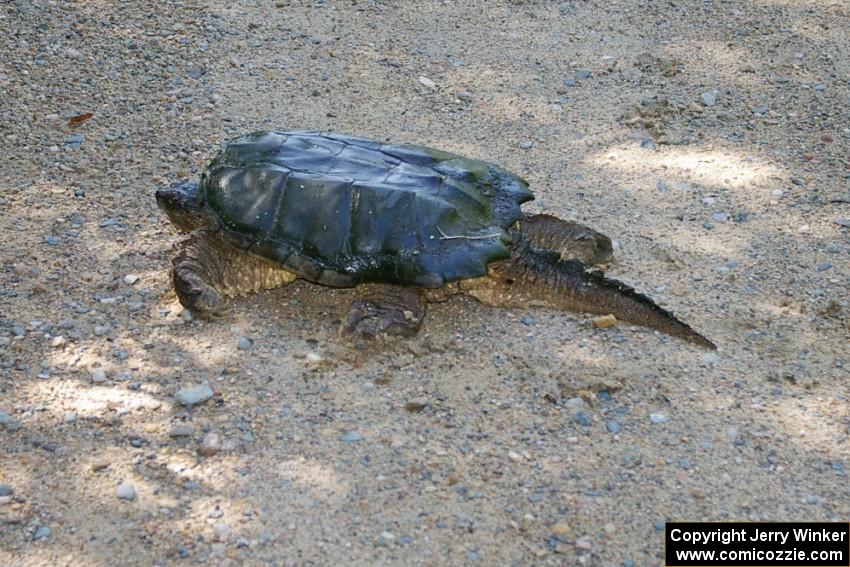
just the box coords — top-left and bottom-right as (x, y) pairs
(171, 229), (297, 319)
(518, 213), (613, 265)
(342, 286), (425, 339)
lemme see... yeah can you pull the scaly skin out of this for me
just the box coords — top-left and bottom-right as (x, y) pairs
(461, 234), (715, 349)
(172, 230), (297, 318)
(517, 213), (614, 264)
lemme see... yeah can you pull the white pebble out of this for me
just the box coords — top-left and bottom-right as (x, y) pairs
(213, 522), (231, 542)
(418, 76), (436, 89)
(116, 482), (136, 501)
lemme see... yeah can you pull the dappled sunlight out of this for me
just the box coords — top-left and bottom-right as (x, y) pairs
(22, 379), (167, 418)
(475, 91), (562, 127)
(587, 145), (782, 191)
(640, 225), (746, 258)
(276, 456), (348, 501)
(763, 396), (850, 456)
(753, 300), (807, 319)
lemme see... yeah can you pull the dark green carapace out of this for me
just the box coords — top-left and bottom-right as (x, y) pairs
(200, 130), (533, 287)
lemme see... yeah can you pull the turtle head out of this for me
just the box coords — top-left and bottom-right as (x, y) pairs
(156, 180), (204, 232)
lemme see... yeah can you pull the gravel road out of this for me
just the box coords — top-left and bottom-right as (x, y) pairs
(1, 1), (848, 565)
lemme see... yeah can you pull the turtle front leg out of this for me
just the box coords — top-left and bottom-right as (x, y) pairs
(172, 229), (297, 319)
(342, 286), (425, 339)
(518, 213), (613, 265)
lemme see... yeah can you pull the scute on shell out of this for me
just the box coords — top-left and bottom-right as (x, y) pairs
(200, 131), (533, 287)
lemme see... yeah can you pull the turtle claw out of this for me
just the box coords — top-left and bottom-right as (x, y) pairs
(342, 288), (424, 339)
(173, 269), (231, 320)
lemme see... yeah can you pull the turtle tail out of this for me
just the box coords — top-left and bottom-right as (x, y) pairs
(477, 236), (716, 349)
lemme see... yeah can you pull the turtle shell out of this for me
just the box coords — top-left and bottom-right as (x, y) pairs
(199, 130), (534, 287)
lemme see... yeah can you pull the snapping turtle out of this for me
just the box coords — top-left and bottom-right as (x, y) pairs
(156, 130), (714, 348)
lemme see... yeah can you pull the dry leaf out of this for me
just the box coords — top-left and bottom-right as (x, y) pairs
(68, 113), (93, 126)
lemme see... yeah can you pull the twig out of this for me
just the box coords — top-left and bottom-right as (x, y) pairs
(436, 226), (502, 240)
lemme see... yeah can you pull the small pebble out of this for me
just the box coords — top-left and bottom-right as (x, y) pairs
(575, 536), (592, 550)
(0, 484), (13, 496)
(123, 274), (139, 285)
(213, 522), (231, 542)
(711, 212), (727, 222)
(116, 482), (136, 501)
(650, 413), (669, 424)
(33, 526), (52, 541)
(592, 314), (617, 328)
(405, 397), (429, 412)
(835, 218), (850, 228)
(339, 432), (365, 442)
(700, 90), (717, 106)
(236, 336), (253, 350)
(174, 383), (214, 406)
(0, 411), (21, 431)
(573, 411), (592, 426)
(418, 76), (436, 89)
(607, 420), (621, 434)
(198, 432), (221, 456)
(519, 140), (534, 150)
(816, 262), (832, 272)
(91, 369), (107, 383)
(575, 70), (592, 79)
(169, 424), (195, 438)
(63, 412), (77, 424)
